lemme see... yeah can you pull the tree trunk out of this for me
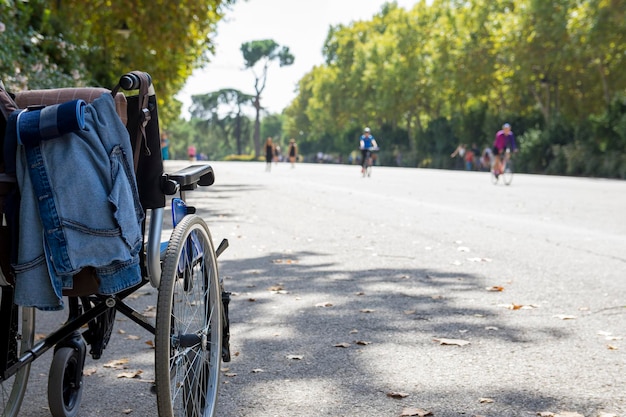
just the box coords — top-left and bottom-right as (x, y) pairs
(597, 60), (611, 106)
(235, 113), (242, 155)
(253, 96), (261, 158)
(531, 84), (550, 124)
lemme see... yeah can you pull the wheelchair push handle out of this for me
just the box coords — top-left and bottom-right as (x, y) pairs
(118, 72), (152, 91)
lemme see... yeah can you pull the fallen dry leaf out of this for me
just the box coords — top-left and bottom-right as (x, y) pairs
(355, 340), (371, 346)
(83, 367), (97, 376)
(334, 342), (351, 348)
(104, 358), (129, 369)
(554, 412), (584, 417)
(498, 303), (537, 310)
(598, 413), (618, 417)
(122, 409), (132, 414)
(142, 305), (156, 318)
(478, 397), (494, 403)
(286, 354), (304, 360)
(433, 338), (470, 346)
(360, 308), (375, 313)
(248, 298), (256, 302)
(224, 372), (237, 377)
(125, 335), (140, 340)
(400, 408), (432, 416)
(467, 257), (492, 263)
(553, 314), (577, 320)
(387, 391), (409, 399)
(356, 291), (365, 296)
(315, 302), (333, 307)
(607, 344), (618, 350)
(485, 326), (499, 331)
(272, 259), (298, 264)
(267, 285), (284, 291)
(350, 329), (359, 334)
(537, 413), (555, 417)
(404, 310), (417, 315)
(251, 368), (264, 373)
(486, 286), (505, 292)
(145, 340), (154, 348)
(118, 329), (126, 334)
(117, 369), (142, 379)
(127, 291), (150, 299)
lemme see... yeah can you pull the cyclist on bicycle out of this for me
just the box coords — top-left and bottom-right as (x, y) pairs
(492, 123), (517, 176)
(359, 127), (379, 173)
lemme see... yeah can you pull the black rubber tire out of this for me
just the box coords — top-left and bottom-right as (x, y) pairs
(155, 214), (222, 417)
(503, 161), (514, 185)
(47, 347), (84, 417)
(0, 297), (34, 417)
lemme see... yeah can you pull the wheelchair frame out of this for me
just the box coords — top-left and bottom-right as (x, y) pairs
(0, 73), (231, 417)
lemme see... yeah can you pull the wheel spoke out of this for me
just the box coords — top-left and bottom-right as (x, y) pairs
(155, 215), (222, 417)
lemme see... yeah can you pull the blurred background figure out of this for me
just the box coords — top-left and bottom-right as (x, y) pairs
(160, 131), (170, 161)
(188, 144), (196, 161)
(265, 137), (275, 171)
(288, 138), (298, 168)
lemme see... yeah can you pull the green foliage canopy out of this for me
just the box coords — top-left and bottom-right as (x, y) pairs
(283, 0), (626, 176)
(0, 0), (234, 126)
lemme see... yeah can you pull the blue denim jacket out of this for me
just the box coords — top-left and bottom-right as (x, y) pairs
(13, 93), (144, 310)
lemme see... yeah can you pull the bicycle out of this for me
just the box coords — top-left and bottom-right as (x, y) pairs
(0, 72), (231, 417)
(490, 149), (514, 186)
(361, 147), (379, 177)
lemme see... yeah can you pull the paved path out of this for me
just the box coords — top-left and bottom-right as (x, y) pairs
(17, 161), (626, 416)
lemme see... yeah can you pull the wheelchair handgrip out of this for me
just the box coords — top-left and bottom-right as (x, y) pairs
(119, 72), (152, 90)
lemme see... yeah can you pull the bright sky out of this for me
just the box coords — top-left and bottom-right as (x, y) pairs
(176, 0), (417, 117)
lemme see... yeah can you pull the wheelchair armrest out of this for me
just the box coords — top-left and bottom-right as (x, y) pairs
(167, 164), (215, 191)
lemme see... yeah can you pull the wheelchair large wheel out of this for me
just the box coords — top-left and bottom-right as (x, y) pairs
(47, 345), (86, 417)
(0, 291), (35, 417)
(155, 214), (222, 417)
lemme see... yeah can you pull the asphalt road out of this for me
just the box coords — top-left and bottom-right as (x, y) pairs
(14, 160), (626, 417)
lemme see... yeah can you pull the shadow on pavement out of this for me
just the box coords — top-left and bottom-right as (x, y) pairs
(215, 250), (598, 417)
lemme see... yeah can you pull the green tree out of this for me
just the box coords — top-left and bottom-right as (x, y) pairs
(1, 0), (234, 127)
(240, 39), (294, 157)
(190, 89), (255, 155)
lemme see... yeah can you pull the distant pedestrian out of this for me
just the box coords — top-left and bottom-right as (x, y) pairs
(188, 144), (196, 162)
(288, 138), (298, 168)
(265, 137), (275, 171)
(160, 132), (170, 161)
(274, 145), (281, 164)
(464, 147), (475, 171)
(450, 143), (466, 170)
(481, 147), (493, 171)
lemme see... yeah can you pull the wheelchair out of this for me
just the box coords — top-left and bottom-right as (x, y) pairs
(0, 71), (231, 417)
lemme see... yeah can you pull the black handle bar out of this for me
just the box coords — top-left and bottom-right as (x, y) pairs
(118, 72), (152, 90)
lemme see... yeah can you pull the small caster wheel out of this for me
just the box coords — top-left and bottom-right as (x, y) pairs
(48, 345), (86, 417)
